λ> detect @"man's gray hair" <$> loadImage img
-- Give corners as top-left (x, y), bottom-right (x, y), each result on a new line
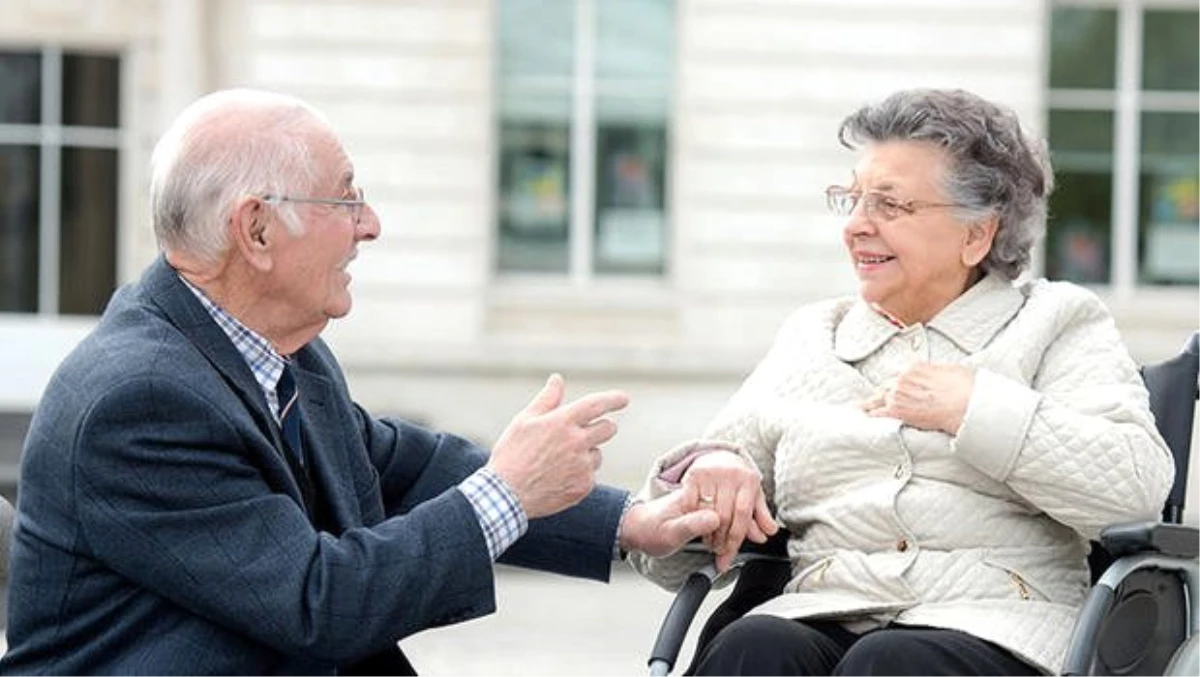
top-left (150, 89), bottom-right (330, 263)
top-left (837, 88), bottom-right (1053, 280)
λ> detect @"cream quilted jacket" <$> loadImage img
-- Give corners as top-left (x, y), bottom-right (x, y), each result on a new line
top-left (630, 275), bottom-right (1174, 674)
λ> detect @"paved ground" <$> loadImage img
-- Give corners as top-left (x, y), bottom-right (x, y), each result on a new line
top-left (403, 565), bottom-right (727, 676)
top-left (0, 566), bottom-right (721, 674)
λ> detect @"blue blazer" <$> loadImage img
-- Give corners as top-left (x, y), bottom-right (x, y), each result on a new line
top-left (1, 257), bottom-right (628, 675)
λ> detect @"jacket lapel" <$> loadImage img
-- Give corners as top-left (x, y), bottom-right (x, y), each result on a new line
top-left (290, 353), bottom-right (361, 531)
top-left (142, 256), bottom-right (362, 529)
top-left (140, 256), bottom-right (291, 470)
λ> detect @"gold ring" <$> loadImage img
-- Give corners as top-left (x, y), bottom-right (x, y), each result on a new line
top-left (699, 494), bottom-right (715, 505)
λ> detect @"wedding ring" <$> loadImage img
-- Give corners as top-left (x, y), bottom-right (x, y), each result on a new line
top-left (698, 494), bottom-right (715, 506)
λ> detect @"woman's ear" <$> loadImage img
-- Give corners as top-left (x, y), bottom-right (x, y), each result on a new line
top-left (229, 196), bottom-right (274, 272)
top-left (962, 217), bottom-right (999, 268)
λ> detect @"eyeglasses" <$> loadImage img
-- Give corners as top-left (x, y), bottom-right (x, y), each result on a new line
top-left (262, 186), bottom-right (367, 225)
top-left (825, 185), bottom-right (961, 223)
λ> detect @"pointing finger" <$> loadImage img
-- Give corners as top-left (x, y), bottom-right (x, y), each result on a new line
top-left (565, 390), bottom-right (630, 425)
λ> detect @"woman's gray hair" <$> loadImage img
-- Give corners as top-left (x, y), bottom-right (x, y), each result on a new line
top-left (150, 89), bottom-right (330, 264)
top-left (837, 88), bottom-right (1053, 280)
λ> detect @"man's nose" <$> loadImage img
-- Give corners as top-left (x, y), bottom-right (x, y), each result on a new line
top-left (357, 204), bottom-right (381, 241)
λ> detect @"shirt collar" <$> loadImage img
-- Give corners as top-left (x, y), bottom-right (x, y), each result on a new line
top-left (834, 273), bottom-right (1025, 361)
top-left (927, 273), bottom-right (1025, 353)
top-left (178, 275), bottom-right (289, 416)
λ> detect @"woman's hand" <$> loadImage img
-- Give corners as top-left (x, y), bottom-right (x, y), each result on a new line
top-left (861, 362), bottom-right (975, 434)
top-left (681, 451), bottom-right (777, 573)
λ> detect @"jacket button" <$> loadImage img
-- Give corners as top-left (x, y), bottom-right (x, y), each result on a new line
top-left (896, 538), bottom-right (909, 552)
top-left (893, 464), bottom-right (906, 479)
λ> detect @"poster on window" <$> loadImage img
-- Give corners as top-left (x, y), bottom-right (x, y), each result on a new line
top-left (504, 153), bottom-right (567, 235)
top-left (596, 150), bottom-right (663, 268)
top-left (1144, 175), bottom-right (1199, 283)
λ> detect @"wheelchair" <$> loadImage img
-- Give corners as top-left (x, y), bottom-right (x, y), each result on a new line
top-left (648, 332), bottom-right (1199, 676)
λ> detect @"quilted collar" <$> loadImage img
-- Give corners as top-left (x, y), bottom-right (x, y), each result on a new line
top-left (834, 273), bottom-right (1025, 361)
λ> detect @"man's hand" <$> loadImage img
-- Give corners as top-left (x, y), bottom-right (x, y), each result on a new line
top-left (861, 362), bottom-right (974, 434)
top-left (681, 452), bottom-right (777, 572)
top-left (487, 374), bottom-right (629, 519)
top-left (618, 484), bottom-right (721, 558)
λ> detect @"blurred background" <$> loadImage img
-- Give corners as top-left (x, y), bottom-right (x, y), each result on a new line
top-left (0, 0), bottom-right (1196, 673)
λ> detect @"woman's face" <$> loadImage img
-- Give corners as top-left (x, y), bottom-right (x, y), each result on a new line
top-left (839, 140), bottom-right (995, 325)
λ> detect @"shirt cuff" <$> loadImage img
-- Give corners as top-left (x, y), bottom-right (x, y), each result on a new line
top-left (460, 467), bottom-right (528, 560)
top-left (614, 493), bottom-right (638, 561)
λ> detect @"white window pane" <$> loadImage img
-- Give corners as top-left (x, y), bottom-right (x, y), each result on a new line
top-left (594, 124), bottom-right (666, 274)
top-left (499, 88), bottom-right (571, 123)
top-left (1138, 112), bottom-right (1199, 285)
top-left (496, 0), bottom-right (674, 277)
top-left (597, 0), bottom-right (674, 83)
top-left (497, 123), bottom-right (571, 273)
top-left (500, 0), bottom-right (574, 80)
top-left (595, 93), bottom-right (668, 124)
top-left (1046, 110), bottom-right (1115, 284)
top-left (1049, 7), bottom-right (1117, 90)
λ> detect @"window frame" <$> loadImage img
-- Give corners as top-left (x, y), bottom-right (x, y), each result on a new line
top-left (1044, 0), bottom-right (1199, 296)
top-left (494, 0), bottom-right (675, 286)
top-left (0, 46), bottom-right (124, 315)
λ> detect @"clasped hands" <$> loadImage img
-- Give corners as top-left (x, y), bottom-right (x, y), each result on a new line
top-left (672, 451), bottom-right (778, 572)
top-left (486, 373), bottom-right (776, 566)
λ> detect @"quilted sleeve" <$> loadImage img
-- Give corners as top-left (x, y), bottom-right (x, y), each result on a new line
top-left (626, 313), bottom-right (801, 590)
top-left (952, 289), bottom-right (1175, 541)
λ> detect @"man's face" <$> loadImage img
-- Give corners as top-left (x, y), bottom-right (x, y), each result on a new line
top-left (268, 129), bottom-right (379, 333)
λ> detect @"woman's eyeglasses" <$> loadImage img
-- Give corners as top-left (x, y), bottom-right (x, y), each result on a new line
top-left (825, 185), bottom-right (961, 223)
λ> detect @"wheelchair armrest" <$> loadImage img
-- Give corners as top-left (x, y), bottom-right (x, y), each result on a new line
top-left (1165, 633), bottom-right (1199, 677)
top-left (1063, 549), bottom-right (1199, 676)
top-left (678, 528), bottom-right (791, 557)
top-left (1100, 521), bottom-right (1199, 559)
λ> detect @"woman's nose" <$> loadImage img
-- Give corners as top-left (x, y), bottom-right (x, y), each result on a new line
top-left (842, 203), bottom-right (876, 238)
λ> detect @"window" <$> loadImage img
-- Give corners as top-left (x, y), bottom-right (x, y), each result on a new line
top-left (496, 0), bottom-right (674, 280)
top-left (1046, 2), bottom-right (1199, 289)
top-left (0, 48), bottom-right (121, 315)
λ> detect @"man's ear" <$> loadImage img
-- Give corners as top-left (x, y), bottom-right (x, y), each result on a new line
top-left (962, 217), bottom-right (999, 268)
top-left (229, 196), bottom-right (274, 272)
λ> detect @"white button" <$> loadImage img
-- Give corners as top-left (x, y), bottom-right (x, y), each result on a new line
top-left (893, 464), bottom-right (906, 479)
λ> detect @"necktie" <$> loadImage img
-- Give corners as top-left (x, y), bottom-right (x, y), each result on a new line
top-left (276, 363), bottom-right (304, 467)
top-left (276, 362), bottom-right (318, 519)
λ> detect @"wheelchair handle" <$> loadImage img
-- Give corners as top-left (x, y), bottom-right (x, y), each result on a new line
top-left (648, 568), bottom-right (717, 676)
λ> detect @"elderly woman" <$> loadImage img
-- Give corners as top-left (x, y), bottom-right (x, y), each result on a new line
top-left (631, 88), bottom-right (1175, 676)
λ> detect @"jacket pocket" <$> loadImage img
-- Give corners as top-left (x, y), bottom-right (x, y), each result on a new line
top-left (981, 558), bottom-right (1051, 602)
top-left (788, 556), bottom-right (833, 591)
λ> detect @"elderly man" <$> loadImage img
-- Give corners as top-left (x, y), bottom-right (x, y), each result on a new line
top-left (0, 89), bottom-right (772, 675)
